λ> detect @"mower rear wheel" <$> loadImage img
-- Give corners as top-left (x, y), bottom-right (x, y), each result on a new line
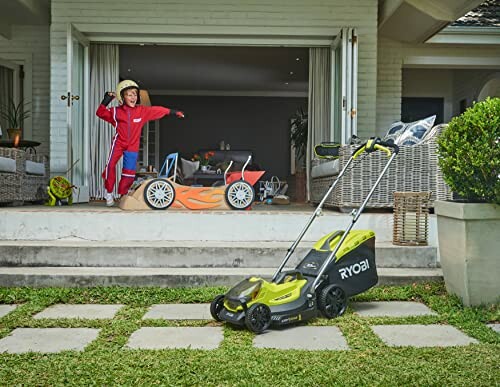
top-left (210, 295), bottom-right (225, 322)
top-left (318, 285), bottom-right (347, 319)
top-left (245, 303), bottom-right (271, 334)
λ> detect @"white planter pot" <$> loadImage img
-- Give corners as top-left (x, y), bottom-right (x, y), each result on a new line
top-left (435, 200), bottom-right (500, 306)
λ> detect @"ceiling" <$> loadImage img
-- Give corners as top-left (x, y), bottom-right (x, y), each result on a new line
top-left (119, 45), bottom-right (309, 94)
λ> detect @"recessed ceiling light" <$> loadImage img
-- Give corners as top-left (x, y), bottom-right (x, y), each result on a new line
top-left (289, 71), bottom-right (294, 75)
top-left (285, 82), bottom-right (289, 85)
top-left (127, 68), bottom-right (131, 72)
top-left (139, 43), bottom-right (145, 46)
top-left (296, 57), bottom-right (300, 61)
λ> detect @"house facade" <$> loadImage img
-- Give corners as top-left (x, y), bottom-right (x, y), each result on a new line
top-left (0, 0), bottom-right (498, 200)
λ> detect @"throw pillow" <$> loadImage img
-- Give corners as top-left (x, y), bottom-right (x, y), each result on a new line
top-left (383, 121), bottom-right (406, 144)
top-left (180, 157), bottom-right (199, 179)
top-left (396, 115), bottom-right (436, 146)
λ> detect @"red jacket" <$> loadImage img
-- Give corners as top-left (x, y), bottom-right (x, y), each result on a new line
top-left (96, 104), bottom-right (173, 151)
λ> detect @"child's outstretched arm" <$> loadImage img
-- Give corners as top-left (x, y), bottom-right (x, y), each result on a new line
top-left (143, 105), bottom-right (185, 122)
top-left (96, 92), bottom-right (116, 125)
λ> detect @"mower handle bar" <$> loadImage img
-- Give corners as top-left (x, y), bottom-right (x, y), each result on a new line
top-left (352, 138), bottom-right (399, 159)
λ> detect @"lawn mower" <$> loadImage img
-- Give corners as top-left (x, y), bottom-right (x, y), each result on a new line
top-left (210, 138), bottom-right (399, 333)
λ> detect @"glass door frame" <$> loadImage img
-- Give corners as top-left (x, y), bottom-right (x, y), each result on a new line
top-left (66, 23), bottom-right (90, 202)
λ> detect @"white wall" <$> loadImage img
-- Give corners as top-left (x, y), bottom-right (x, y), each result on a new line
top-left (50, 0), bottom-right (379, 172)
top-left (0, 25), bottom-right (50, 156)
top-left (451, 69), bottom-right (499, 115)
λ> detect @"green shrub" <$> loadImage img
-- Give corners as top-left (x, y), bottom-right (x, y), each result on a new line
top-left (437, 97), bottom-right (500, 204)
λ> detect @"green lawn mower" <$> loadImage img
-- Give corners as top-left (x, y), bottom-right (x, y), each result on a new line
top-left (210, 138), bottom-right (399, 333)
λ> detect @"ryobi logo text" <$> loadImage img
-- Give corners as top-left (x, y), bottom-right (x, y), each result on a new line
top-left (339, 259), bottom-right (369, 280)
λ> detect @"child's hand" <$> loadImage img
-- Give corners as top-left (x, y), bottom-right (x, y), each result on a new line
top-left (101, 92), bottom-right (115, 106)
top-left (176, 111), bottom-right (185, 119)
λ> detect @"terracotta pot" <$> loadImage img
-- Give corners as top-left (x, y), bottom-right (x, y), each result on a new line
top-left (7, 128), bottom-right (22, 140)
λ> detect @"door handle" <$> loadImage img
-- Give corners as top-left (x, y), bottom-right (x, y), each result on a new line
top-left (61, 92), bottom-right (80, 106)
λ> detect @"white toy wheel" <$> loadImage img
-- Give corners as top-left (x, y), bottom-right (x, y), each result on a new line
top-left (225, 180), bottom-right (255, 210)
top-left (143, 179), bottom-right (175, 210)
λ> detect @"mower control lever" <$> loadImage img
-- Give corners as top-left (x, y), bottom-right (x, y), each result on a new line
top-left (352, 138), bottom-right (399, 159)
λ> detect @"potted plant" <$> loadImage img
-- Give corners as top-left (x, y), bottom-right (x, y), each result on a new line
top-left (435, 96), bottom-right (500, 306)
top-left (192, 151), bottom-right (215, 172)
top-left (0, 99), bottom-right (31, 141)
top-left (290, 107), bottom-right (308, 202)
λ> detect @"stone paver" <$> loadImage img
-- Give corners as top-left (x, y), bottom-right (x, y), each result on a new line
top-left (352, 301), bottom-right (437, 317)
top-left (143, 304), bottom-right (211, 320)
top-left (253, 326), bottom-right (349, 350)
top-left (0, 305), bottom-right (18, 319)
top-left (372, 324), bottom-right (478, 347)
top-left (126, 327), bottom-right (223, 350)
top-left (34, 304), bottom-right (124, 319)
top-left (0, 328), bottom-right (100, 354)
top-left (487, 324), bottom-right (500, 333)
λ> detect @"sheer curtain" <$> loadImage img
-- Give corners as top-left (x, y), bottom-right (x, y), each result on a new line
top-left (89, 44), bottom-right (119, 199)
top-left (306, 47), bottom-right (331, 200)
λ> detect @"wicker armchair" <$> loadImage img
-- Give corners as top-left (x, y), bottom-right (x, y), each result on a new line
top-left (310, 125), bottom-right (452, 210)
top-left (21, 152), bottom-right (49, 202)
top-left (0, 147), bottom-right (25, 205)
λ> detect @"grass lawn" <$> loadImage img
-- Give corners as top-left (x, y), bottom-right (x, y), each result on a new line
top-left (0, 282), bottom-right (498, 386)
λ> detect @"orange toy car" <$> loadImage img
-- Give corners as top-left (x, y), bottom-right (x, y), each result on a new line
top-left (119, 153), bottom-right (264, 211)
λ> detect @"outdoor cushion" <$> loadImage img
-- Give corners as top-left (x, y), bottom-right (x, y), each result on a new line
top-left (0, 156), bottom-right (16, 173)
top-left (25, 160), bottom-right (45, 176)
top-left (396, 115), bottom-right (436, 146)
top-left (311, 159), bottom-right (339, 179)
top-left (383, 121), bottom-right (407, 144)
top-left (180, 157), bottom-right (199, 179)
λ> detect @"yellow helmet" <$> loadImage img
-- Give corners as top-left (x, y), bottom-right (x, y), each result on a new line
top-left (116, 80), bottom-right (140, 104)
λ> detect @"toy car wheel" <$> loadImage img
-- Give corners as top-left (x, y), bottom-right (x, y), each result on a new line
top-left (210, 295), bottom-right (225, 322)
top-left (225, 180), bottom-right (255, 210)
top-left (244, 303), bottom-right (271, 334)
top-left (143, 179), bottom-right (175, 210)
top-left (318, 285), bottom-right (347, 319)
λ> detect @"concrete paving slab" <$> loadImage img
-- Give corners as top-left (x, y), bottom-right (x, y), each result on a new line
top-left (351, 301), bottom-right (437, 317)
top-left (34, 304), bottom-right (124, 319)
top-left (126, 327), bottom-right (223, 350)
top-left (143, 304), bottom-right (211, 320)
top-left (372, 324), bottom-right (478, 347)
top-left (0, 328), bottom-right (100, 354)
top-left (0, 305), bottom-right (18, 318)
top-left (487, 324), bottom-right (500, 333)
top-left (253, 326), bottom-right (349, 350)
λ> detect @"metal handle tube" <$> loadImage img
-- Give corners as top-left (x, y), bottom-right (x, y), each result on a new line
top-left (271, 156), bottom-right (355, 282)
top-left (309, 151), bottom-right (397, 292)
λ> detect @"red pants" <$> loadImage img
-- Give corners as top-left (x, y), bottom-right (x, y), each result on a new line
top-left (102, 134), bottom-right (138, 195)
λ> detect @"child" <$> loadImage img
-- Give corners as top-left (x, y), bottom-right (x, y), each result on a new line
top-left (96, 80), bottom-right (184, 206)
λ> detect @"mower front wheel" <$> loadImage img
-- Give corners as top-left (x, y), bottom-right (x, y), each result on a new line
top-left (210, 295), bottom-right (225, 322)
top-left (318, 285), bottom-right (347, 319)
top-left (245, 303), bottom-right (271, 334)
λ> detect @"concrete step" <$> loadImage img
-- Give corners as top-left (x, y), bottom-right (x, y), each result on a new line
top-left (0, 240), bottom-right (437, 268)
top-left (0, 267), bottom-right (443, 288)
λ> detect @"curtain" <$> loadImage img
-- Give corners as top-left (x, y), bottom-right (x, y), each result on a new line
top-left (0, 65), bottom-right (13, 134)
top-left (89, 44), bottom-right (120, 199)
top-left (306, 48), bottom-right (331, 201)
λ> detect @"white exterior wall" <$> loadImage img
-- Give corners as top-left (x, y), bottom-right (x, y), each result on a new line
top-left (377, 38), bottom-right (500, 135)
top-left (451, 69), bottom-right (499, 115)
top-left (0, 25), bottom-right (50, 156)
top-left (50, 0), bottom-right (378, 172)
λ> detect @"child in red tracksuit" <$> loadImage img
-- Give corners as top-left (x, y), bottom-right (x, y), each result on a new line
top-left (96, 80), bottom-right (184, 206)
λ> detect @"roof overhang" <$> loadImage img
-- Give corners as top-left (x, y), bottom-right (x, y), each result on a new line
top-left (378, 0), bottom-right (484, 43)
top-left (427, 26), bottom-right (500, 45)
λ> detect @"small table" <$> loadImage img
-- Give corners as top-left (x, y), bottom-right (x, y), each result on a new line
top-left (0, 139), bottom-right (41, 154)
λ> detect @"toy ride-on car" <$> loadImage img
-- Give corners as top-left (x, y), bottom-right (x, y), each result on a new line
top-left (119, 153), bottom-right (264, 211)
